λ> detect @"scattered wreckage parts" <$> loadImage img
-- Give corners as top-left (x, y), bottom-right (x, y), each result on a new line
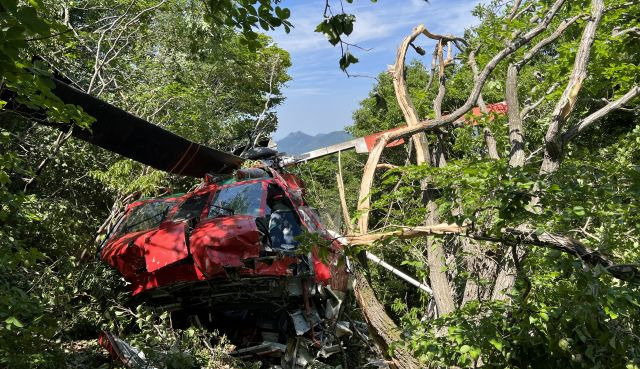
top-left (99, 281), bottom-right (374, 369)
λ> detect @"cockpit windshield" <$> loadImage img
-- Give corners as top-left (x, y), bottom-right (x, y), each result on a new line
top-left (115, 200), bottom-right (177, 237)
top-left (207, 182), bottom-right (263, 218)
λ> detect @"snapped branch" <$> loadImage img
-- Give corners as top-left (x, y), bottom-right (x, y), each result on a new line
top-left (542, 0), bottom-right (604, 173)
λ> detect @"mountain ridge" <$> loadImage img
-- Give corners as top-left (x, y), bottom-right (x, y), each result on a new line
top-left (276, 130), bottom-right (353, 155)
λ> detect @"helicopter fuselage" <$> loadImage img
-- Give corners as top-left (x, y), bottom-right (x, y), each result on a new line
top-left (99, 167), bottom-right (347, 302)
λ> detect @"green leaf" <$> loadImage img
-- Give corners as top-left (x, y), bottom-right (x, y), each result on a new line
top-left (339, 51), bottom-right (358, 70)
top-left (16, 6), bottom-right (50, 36)
top-left (470, 348), bottom-right (481, 360)
top-left (5, 316), bottom-right (23, 328)
top-left (0, 0), bottom-right (18, 13)
top-left (489, 338), bottom-right (503, 351)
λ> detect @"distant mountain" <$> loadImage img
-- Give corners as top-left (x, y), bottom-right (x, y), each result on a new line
top-left (277, 131), bottom-right (353, 155)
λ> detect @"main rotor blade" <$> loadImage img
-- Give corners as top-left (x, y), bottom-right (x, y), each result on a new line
top-left (51, 80), bottom-right (244, 177)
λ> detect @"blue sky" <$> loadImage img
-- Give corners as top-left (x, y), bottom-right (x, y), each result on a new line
top-left (269, 0), bottom-right (482, 139)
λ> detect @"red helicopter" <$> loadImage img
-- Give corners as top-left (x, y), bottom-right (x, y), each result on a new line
top-left (29, 79), bottom-right (367, 368)
top-left (16, 77), bottom-right (506, 367)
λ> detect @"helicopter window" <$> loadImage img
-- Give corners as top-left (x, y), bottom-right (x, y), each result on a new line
top-left (173, 194), bottom-right (209, 221)
top-left (265, 185), bottom-right (302, 250)
top-left (116, 200), bottom-right (177, 236)
top-left (207, 182), bottom-right (263, 218)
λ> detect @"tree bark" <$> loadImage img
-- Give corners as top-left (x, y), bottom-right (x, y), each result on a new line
top-left (541, 0), bottom-right (604, 174)
top-left (561, 85), bottom-right (640, 142)
top-left (353, 269), bottom-right (422, 369)
top-left (506, 64), bottom-right (525, 167)
top-left (336, 150), bottom-right (354, 234)
top-left (357, 0), bottom-right (567, 229)
top-left (469, 49), bottom-right (500, 161)
top-left (506, 14), bottom-right (581, 168)
top-left (390, 27), bottom-right (457, 316)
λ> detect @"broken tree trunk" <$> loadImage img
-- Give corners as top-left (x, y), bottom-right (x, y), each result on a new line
top-left (541, 0), bottom-right (604, 174)
top-left (390, 25), bottom-right (458, 316)
top-left (352, 4), bottom-right (569, 364)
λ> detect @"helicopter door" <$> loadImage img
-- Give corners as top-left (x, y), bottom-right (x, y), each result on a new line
top-left (143, 223), bottom-right (189, 273)
top-left (142, 193), bottom-right (211, 273)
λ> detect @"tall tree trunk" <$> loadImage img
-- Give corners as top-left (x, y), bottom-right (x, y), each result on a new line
top-left (506, 64), bottom-right (525, 167)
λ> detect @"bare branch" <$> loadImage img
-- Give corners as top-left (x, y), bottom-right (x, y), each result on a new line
top-left (390, 24), bottom-right (431, 165)
top-left (507, 0), bottom-right (523, 21)
top-left (484, 128), bottom-right (500, 160)
top-left (252, 55), bottom-right (281, 147)
top-left (468, 47), bottom-right (499, 160)
top-left (347, 224), bottom-right (465, 245)
top-left (502, 228), bottom-right (640, 284)
top-left (376, 163), bottom-right (397, 170)
top-left (612, 26), bottom-right (640, 38)
top-left (425, 46), bottom-right (438, 91)
top-left (507, 15), bottom-right (580, 167)
top-left (506, 64), bottom-right (525, 167)
top-left (433, 40), bottom-right (453, 120)
top-left (562, 85), bottom-right (640, 143)
top-left (515, 14), bottom-right (582, 70)
top-left (512, 3), bottom-right (534, 21)
top-left (336, 150), bottom-right (354, 235)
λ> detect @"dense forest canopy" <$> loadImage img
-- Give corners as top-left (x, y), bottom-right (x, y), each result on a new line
top-left (1, 0), bottom-right (639, 368)
top-left (1, 0), bottom-right (291, 367)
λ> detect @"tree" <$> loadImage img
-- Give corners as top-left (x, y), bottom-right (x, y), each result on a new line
top-left (0, 0), bottom-right (289, 367)
top-left (300, 0), bottom-right (639, 367)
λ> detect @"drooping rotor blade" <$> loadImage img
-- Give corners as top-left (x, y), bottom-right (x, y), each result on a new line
top-left (281, 127), bottom-right (406, 166)
top-left (48, 80), bottom-right (244, 177)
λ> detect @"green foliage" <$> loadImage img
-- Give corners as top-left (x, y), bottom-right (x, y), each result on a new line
top-left (0, 0), bottom-right (291, 367)
top-left (299, 1), bottom-right (640, 368)
top-left (203, 0), bottom-right (381, 70)
top-left (204, 0), bottom-right (292, 50)
top-left (0, 0), bottom-right (95, 130)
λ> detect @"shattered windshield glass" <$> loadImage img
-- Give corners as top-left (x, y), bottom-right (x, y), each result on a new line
top-left (208, 182), bottom-right (263, 218)
top-left (115, 200), bottom-right (177, 236)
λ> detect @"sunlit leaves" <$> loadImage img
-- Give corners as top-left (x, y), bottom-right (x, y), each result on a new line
top-left (204, 0), bottom-right (292, 50)
top-left (315, 13), bottom-right (355, 45)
